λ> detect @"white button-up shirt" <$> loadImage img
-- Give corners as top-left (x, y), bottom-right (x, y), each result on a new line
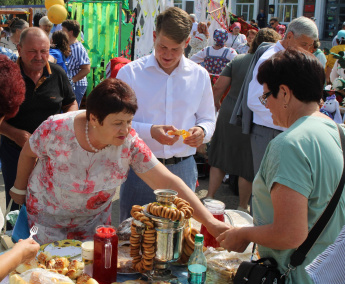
top-left (247, 41), bottom-right (286, 131)
top-left (117, 52), bottom-right (215, 159)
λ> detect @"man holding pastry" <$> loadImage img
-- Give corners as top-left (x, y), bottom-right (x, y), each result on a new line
top-left (117, 7), bottom-right (215, 222)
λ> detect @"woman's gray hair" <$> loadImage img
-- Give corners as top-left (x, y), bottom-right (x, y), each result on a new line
top-left (39, 16), bottom-right (53, 27)
top-left (284, 16), bottom-right (318, 40)
top-left (9, 18), bottom-right (29, 34)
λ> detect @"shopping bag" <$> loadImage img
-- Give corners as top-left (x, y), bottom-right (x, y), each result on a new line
top-left (11, 204), bottom-right (30, 243)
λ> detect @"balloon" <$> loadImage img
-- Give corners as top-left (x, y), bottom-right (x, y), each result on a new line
top-left (47, 4), bottom-right (67, 25)
top-left (45, 0), bottom-right (64, 10)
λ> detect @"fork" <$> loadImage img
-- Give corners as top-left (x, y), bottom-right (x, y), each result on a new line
top-left (29, 225), bottom-right (38, 239)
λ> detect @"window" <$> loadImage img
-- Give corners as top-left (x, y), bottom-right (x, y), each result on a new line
top-left (174, 0), bottom-right (183, 9)
top-left (235, 0), bottom-right (254, 22)
top-left (174, 0), bottom-right (194, 13)
top-left (276, 0), bottom-right (298, 24)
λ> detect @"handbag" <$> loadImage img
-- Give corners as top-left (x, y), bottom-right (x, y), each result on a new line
top-left (234, 124), bottom-right (345, 284)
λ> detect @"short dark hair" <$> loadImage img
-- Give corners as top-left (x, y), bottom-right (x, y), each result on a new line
top-left (156, 7), bottom-right (192, 43)
top-left (313, 40), bottom-right (320, 49)
top-left (248, 28), bottom-right (281, 54)
top-left (0, 55), bottom-right (25, 119)
top-left (61, 19), bottom-right (80, 38)
top-left (337, 38), bottom-right (345, 45)
top-left (86, 78), bottom-right (138, 124)
top-left (257, 48), bottom-right (325, 103)
top-left (33, 12), bottom-right (45, 27)
top-left (270, 17), bottom-right (279, 23)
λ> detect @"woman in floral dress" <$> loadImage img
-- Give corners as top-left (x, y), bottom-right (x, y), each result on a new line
top-left (188, 22), bottom-right (209, 59)
top-left (10, 78), bottom-right (229, 244)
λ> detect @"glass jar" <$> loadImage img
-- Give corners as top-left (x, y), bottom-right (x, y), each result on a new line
top-left (200, 199), bottom-right (231, 248)
top-left (93, 225), bottom-right (118, 284)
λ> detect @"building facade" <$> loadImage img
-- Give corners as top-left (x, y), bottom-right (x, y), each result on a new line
top-left (229, 0), bottom-right (345, 41)
top-left (171, 0), bottom-right (345, 41)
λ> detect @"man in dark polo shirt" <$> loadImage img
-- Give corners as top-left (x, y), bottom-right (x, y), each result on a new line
top-left (0, 27), bottom-right (78, 213)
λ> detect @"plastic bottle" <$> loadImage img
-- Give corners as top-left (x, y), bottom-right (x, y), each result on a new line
top-left (188, 234), bottom-right (207, 284)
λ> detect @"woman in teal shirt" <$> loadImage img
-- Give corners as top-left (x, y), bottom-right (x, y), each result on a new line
top-left (217, 48), bottom-right (345, 283)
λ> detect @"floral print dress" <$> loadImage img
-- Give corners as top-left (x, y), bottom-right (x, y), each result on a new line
top-left (188, 33), bottom-right (208, 59)
top-left (27, 111), bottom-right (158, 244)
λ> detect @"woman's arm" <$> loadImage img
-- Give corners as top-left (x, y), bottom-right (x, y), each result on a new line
top-left (213, 75), bottom-right (231, 110)
top-left (217, 183), bottom-right (308, 252)
top-left (136, 163), bottom-right (231, 238)
top-left (10, 141), bottom-right (38, 205)
top-left (0, 238), bottom-right (40, 281)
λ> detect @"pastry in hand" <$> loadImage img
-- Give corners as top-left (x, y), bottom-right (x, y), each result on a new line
top-left (167, 130), bottom-right (190, 139)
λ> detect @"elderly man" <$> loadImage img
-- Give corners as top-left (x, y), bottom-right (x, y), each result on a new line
top-left (247, 16), bottom-right (318, 174)
top-left (117, 7), bottom-right (215, 222)
top-left (0, 27), bottom-right (77, 213)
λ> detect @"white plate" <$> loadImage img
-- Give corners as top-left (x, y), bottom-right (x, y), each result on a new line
top-left (39, 239), bottom-right (82, 260)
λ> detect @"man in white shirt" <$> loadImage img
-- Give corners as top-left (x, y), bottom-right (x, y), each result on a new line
top-left (117, 7), bottom-right (215, 222)
top-left (247, 16), bottom-right (318, 174)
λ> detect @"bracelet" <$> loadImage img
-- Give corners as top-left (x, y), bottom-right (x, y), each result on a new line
top-left (10, 186), bottom-right (27, 195)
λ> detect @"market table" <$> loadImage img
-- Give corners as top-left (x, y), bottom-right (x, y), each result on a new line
top-left (0, 210), bottom-right (253, 283)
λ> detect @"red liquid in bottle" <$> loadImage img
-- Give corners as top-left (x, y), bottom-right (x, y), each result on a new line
top-left (93, 226), bottom-right (118, 284)
top-left (200, 213), bottom-right (225, 248)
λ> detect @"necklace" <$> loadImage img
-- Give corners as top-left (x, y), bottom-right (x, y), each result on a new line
top-left (85, 120), bottom-right (99, 153)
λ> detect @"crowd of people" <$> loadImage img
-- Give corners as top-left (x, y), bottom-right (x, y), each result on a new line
top-left (1, 6), bottom-right (345, 284)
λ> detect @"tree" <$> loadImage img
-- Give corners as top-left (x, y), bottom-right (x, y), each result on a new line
top-left (2, 0), bottom-right (44, 5)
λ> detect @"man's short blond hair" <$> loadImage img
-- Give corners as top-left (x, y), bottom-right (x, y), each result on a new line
top-left (156, 7), bottom-right (192, 43)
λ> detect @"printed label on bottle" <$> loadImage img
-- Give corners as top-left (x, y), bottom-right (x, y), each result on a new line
top-left (188, 264), bottom-right (206, 284)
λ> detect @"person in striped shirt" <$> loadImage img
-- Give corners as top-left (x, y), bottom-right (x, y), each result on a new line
top-left (62, 20), bottom-right (90, 107)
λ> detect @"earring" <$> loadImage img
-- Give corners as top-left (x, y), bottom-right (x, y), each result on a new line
top-left (93, 126), bottom-right (96, 129)
top-left (284, 104), bottom-right (288, 109)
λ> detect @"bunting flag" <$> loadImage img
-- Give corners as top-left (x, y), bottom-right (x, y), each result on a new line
top-left (68, 0), bottom-right (129, 95)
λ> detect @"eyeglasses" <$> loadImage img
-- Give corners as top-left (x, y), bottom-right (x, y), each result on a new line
top-left (259, 91), bottom-right (272, 106)
top-left (269, 22), bottom-right (275, 25)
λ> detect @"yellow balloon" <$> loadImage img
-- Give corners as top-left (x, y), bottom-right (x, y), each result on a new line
top-left (47, 5), bottom-right (67, 25)
top-left (45, 0), bottom-right (64, 10)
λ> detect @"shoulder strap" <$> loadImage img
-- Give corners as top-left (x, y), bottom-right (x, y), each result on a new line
top-left (206, 46), bottom-right (210, 56)
top-left (221, 48), bottom-right (229, 58)
top-left (231, 34), bottom-right (239, 47)
top-left (289, 124), bottom-right (345, 268)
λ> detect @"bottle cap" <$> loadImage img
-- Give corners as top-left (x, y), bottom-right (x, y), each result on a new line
top-left (194, 234), bottom-right (204, 243)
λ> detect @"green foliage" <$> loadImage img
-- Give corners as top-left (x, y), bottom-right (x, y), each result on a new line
top-left (1, 0), bottom-right (44, 5)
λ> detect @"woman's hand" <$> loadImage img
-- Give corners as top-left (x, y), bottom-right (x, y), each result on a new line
top-left (206, 218), bottom-right (231, 239)
top-left (216, 226), bottom-right (251, 252)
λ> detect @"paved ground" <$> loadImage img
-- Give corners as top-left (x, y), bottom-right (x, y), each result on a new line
top-left (0, 169), bottom-right (240, 228)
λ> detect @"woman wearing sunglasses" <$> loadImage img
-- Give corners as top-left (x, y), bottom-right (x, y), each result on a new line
top-left (217, 48), bottom-right (345, 284)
